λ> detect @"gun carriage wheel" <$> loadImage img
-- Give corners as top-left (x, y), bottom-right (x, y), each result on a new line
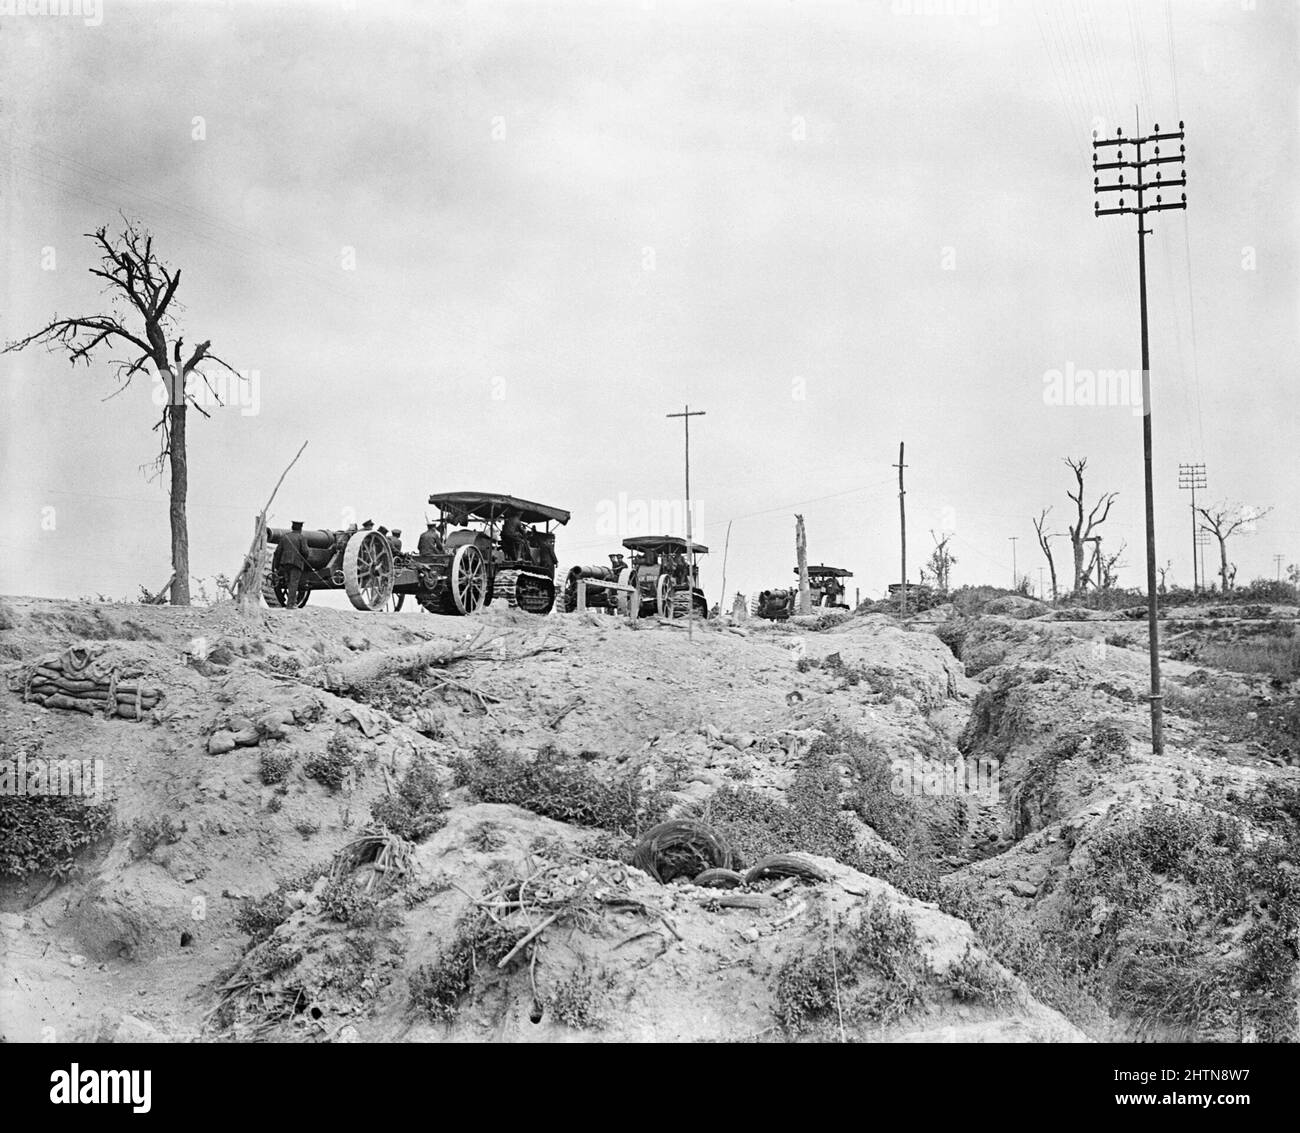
top-left (343, 530), bottom-right (394, 611)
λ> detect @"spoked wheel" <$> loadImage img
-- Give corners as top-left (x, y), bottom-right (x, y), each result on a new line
top-left (262, 562), bottom-right (310, 608)
top-left (450, 544), bottom-right (489, 614)
top-left (656, 573), bottom-right (674, 618)
top-left (343, 530), bottom-right (394, 611)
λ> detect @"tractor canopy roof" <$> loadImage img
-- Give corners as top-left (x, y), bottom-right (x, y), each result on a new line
top-left (427, 492), bottom-right (571, 526)
top-left (622, 535), bottom-right (709, 554)
top-left (795, 564), bottom-right (854, 577)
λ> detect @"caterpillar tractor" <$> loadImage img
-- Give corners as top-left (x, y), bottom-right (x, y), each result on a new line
top-left (753, 564), bottom-right (853, 620)
top-left (624, 535), bottom-right (709, 619)
top-left (264, 492), bottom-right (569, 615)
top-left (412, 492), bottom-right (568, 615)
top-left (558, 536), bottom-right (708, 618)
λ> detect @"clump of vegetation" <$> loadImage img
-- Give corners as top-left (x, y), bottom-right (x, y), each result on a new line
top-left (130, 813), bottom-right (183, 858)
top-left (820, 653), bottom-right (897, 699)
top-left (775, 899), bottom-right (930, 1033)
top-left (1163, 684), bottom-right (1300, 762)
top-left (318, 875), bottom-right (378, 926)
top-left (233, 863), bottom-right (331, 945)
top-left (547, 968), bottom-right (613, 1029)
top-left (0, 795), bottom-right (113, 879)
top-left (1062, 803), bottom-right (1300, 1040)
top-left (294, 819), bottom-right (320, 839)
top-left (451, 742), bottom-right (667, 835)
top-left (940, 886), bottom-right (1111, 1036)
top-left (259, 748), bottom-right (294, 786)
top-left (1194, 633), bottom-right (1300, 680)
top-left (370, 756), bottom-right (447, 842)
top-left (944, 944), bottom-right (1016, 1006)
top-left (305, 730), bottom-right (361, 792)
top-left (408, 911), bottom-right (526, 1023)
top-left (699, 729), bottom-right (948, 899)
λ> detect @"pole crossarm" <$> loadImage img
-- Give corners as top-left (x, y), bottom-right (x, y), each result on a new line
top-left (1092, 120), bottom-right (1186, 220)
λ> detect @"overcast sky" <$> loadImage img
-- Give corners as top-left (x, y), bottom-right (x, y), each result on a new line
top-left (2, 0), bottom-right (1296, 606)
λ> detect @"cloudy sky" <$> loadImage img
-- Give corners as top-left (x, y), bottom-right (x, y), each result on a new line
top-left (1, 0), bottom-right (1296, 606)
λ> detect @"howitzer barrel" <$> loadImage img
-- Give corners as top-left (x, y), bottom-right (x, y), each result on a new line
top-left (571, 565), bottom-right (617, 582)
top-left (267, 527), bottom-right (339, 550)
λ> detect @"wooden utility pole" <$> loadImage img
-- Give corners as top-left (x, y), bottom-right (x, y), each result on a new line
top-left (666, 405), bottom-right (706, 641)
top-left (1275, 554), bottom-right (1285, 583)
top-left (719, 519), bottom-right (733, 614)
top-left (1093, 113), bottom-right (1186, 756)
top-left (1009, 536), bottom-right (1019, 589)
top-left (795, 514), bottom-right (810, 615)
top-left (894, 442), bottom-right (907, 614)
top-left (1178, 463), bottom-right (1206, 592)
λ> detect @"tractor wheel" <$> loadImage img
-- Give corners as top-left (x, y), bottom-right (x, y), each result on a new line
top-left (655, 574), bottom-right (673, 618)
top-left (450, 544), bottom-right (489, 615)
top-left (343, 530), bottom-right (394, 611)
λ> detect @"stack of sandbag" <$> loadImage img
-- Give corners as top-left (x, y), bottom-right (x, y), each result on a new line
top-left (19, 646), bottom-right (163, 721)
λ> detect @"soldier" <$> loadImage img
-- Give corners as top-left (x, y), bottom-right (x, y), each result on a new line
top-left (417, 521), bottom-right (444, 556)
top-left (821, 574), bottom-right (843, 607)
top-left (500, 510), bottom-right (525, 560)
top-left (361, 519), bottom-right (375, 531)
top-left (389, 528), bottom-right (403, 554)
top-left (273, 521), bottom-right (310, 607)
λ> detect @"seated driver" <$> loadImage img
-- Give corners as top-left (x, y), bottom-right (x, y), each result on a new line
top-left (500, 511), bottom-right (525, 560)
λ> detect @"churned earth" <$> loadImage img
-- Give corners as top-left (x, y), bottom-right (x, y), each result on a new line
top-left (1, 592), bottom-right (1295, 1042)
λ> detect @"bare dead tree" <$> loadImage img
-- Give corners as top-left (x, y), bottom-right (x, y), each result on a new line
top-left (1196, 502), bottom-right (1272, 593)
top-left (1099, 540), bottom-right (1127, 591)
top-left (1032, 508), bottom-right (1060, 602)
top-left (3, 220), bottom-right (241, 605)
top-left (926, 530), bottom-right (956, 593)
top-left (1064, 458), bottom-right (1117, 595)
top-left (1157, 559), bottom-right (1171, 594)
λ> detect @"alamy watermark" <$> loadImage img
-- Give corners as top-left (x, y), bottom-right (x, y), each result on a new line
top-left (891, 755), bottom-right (999, 800)
top-left (1, 753), bottom-right (105, 801)
top-left (595, 493), bottom-right (704, 540)
top-left (0, 0), bottom-right (102, 27)
top-left (1043, 362), bottom-right (1146, 417)
top-left (150, 365), bottom-right (261, 417)
top-left (890, 0), bottom-right (999, 28)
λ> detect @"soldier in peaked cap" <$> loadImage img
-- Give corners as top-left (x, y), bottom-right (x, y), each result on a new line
top-left (273, 521), bottom-right (310, 607)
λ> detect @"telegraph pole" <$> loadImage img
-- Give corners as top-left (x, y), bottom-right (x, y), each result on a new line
top-left (1009, 536), bottom-right (1019, 589)
top-left (1275, 554), bottom-right (1285, 583)
top-left (894, 442), bottom-right (907, 614)
top-left (1178, 463), bottom-right (1206, 592)
top-left (1093, 113), bottom-right (1186, 756)
top-left (666, 405), bottom-right (706, 641)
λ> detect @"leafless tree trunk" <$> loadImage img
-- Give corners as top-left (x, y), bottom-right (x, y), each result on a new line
top-left (1064, 457), bottom-right (1117, 595)
top-left (1032, 508), bottom-right (1060, 602)
top-left (1196, 502), bottom-right (1272, 593)
top-left (795, 513), bottom-right (810, 615)
top-left (3, 221), bottom-right (241, 606)
top-left (927, 530), bottom-right (956, 593)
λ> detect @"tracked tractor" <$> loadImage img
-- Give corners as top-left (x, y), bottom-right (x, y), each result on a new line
top-left (752, 564), bottom-right (853, 620)
top-left (623, 535), bottom-right (709, 619)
